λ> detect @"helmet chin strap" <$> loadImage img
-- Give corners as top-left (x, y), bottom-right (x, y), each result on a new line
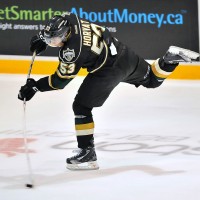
top-left (48, 42), bottom-right (64, 47)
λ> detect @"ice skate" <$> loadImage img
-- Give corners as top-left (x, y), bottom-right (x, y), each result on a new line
top-left (163, 46), bottom-right (200, 64)
top-left (66, 146), bottom-right (99, 170)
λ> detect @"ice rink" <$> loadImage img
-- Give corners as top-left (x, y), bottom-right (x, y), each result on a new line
top-left (0, 74), bottom-right (200, 200)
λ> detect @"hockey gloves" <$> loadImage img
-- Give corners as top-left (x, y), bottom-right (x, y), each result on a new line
top-left (102, 28), bottom-right (117, 56)
top-left (30, 31), bottom-right (48, 55)
top-left (18, 78), bottom-right (39, 101)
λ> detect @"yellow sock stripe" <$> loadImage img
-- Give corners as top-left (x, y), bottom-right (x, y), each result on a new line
top-left (75, 122), bottom-right (94, 130)
top-left (151, 59), bottom-right (172, 79)
top-left (75, 122), bottom-right (94, 136)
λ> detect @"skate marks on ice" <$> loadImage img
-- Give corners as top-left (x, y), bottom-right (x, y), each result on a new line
top-left (0, 165), bottom-right (185, 189)
top-left (1, 130), bottom-right (200, 157)
top-left (53, 133), bottom-right (200, 156)
top-left (0, 130), bottom-right (197, 189)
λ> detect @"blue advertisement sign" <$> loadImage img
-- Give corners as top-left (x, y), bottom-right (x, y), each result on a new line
top-left (0, 0), bottom-right (198, 59)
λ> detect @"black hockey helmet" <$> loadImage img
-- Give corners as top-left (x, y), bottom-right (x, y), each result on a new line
top-left (43, 15), bottom-right (70, 45)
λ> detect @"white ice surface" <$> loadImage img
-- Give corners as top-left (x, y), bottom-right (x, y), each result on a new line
top-left (0, 74), bottom-right (200, 200)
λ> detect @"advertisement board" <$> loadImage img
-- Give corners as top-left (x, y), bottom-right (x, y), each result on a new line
top-left (0, 0), bottom-right (199, 59)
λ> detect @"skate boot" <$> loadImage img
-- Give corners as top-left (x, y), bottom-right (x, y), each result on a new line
top-left (163, 46), bottom-right (199, 64)
top-left (66, 146), bottom-right (99, 170)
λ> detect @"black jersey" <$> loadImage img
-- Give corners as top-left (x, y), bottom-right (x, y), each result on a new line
top-left (39, 12), bottom-right (112, 91)
top-left (46, 12), bottom-right (110, 90)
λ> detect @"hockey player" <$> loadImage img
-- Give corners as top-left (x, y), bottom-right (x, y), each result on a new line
top-left (18, 12), bottom-right (199, 170)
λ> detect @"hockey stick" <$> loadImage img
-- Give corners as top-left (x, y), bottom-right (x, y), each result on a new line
top-left (22, 51), bottom-right (36, 188)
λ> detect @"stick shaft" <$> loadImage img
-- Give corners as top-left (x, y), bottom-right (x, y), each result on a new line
top-left (26, 51), bottom-right (36, 81)
top-left (23, 51), bottom-right (36, 186)
top-left (23, 101), bottom-right (34, 185)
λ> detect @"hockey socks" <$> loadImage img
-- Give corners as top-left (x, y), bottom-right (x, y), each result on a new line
top-left (66, 115), bottom-right (99, 170)
top-left (75, 115), bottom-right (95, 148)
top-left (151, 46), bottom-right (200, 82)
top-left (151, 58), bottom-right (177, 82)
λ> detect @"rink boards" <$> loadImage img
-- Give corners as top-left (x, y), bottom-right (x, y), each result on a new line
top-left (0, 56), bottom-right (200, 79)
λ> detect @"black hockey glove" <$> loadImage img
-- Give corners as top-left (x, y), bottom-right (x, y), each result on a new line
top-left (102, 28), bottom-right (112, 47)
top-left (30, 30), bottom-right (47, 55)
top-left (102, 28), bottom-right (117, 56)
top-left (18, 78), bottom-right (40, 101)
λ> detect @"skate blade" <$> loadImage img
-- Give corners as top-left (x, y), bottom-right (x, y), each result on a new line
top-left (66, 161), bottom-right (99, 171)
top-left (169, 46), bottom-right (200, 60)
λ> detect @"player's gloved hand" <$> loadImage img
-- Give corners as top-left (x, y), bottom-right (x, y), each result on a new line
top-left (102, 28), bottom-right (117, 56)
top-left (18, 78), bottom-right (40, 101)
top-left (102, 28), bottom-right (112, 47)
top-left (30, 30), bottom-right (47, 55)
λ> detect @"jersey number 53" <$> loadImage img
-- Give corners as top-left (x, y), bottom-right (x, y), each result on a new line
top-left (59, 62), bottom-right (76, 76)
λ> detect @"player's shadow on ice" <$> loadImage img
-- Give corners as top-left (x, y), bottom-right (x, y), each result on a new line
top-left (1, 165), bottom-right (185, 189)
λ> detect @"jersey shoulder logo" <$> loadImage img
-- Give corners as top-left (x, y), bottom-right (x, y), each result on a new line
top-left (63, 48), bottom-right (75, 62)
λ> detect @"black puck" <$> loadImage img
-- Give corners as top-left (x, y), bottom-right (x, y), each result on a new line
top-left (26, 184), bottom-right (34, 188)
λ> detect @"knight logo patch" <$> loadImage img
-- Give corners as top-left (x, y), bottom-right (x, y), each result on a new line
top-left (63, 48), bottom-right (75, 62)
